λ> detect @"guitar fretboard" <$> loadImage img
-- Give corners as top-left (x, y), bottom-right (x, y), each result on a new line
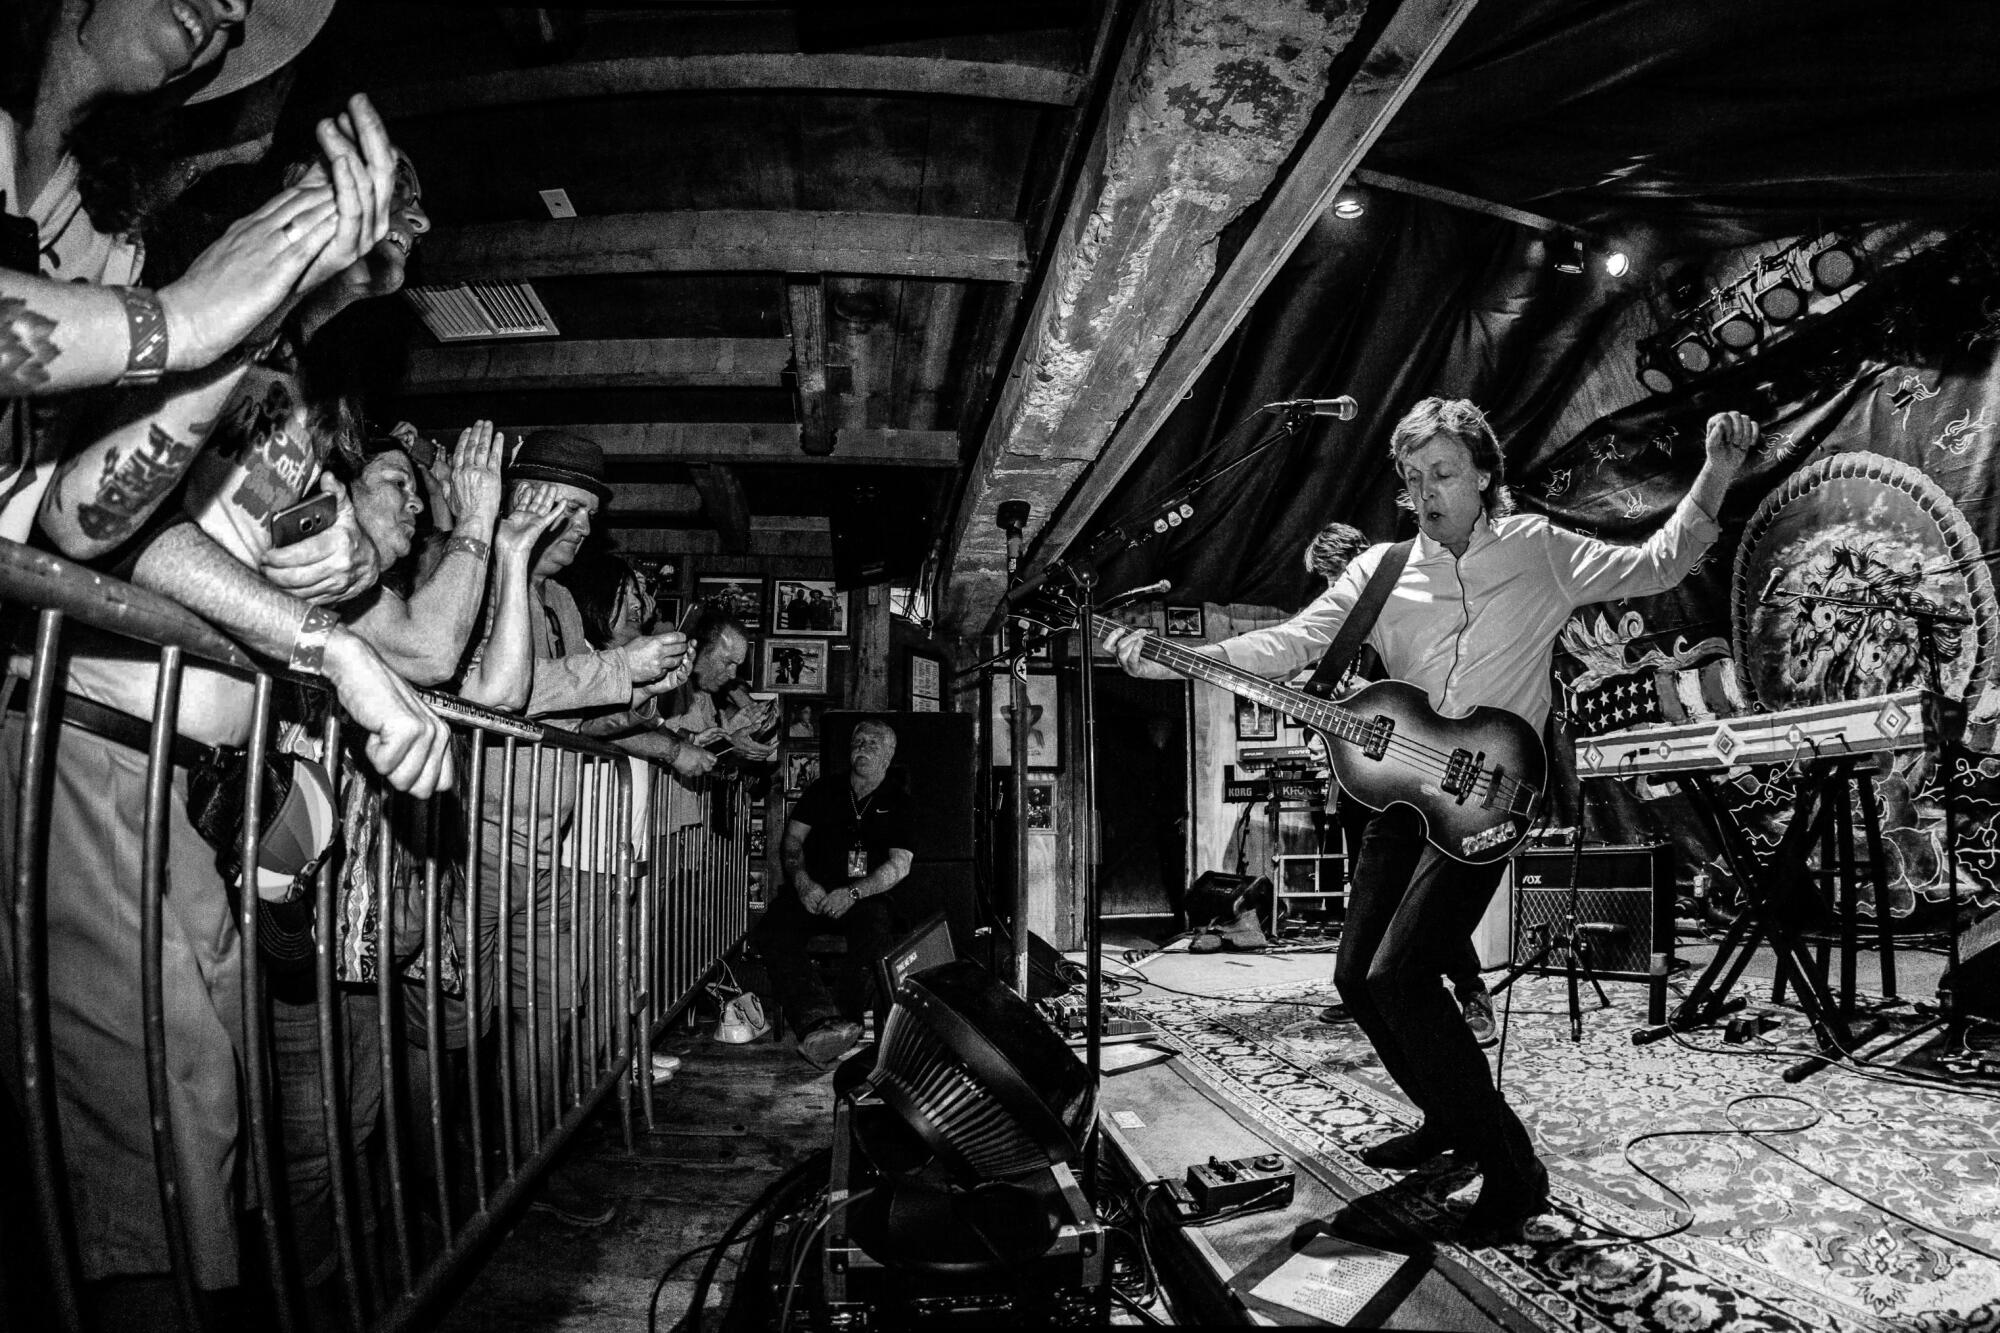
top-left (1092, 614), bottom-right (1366, 743)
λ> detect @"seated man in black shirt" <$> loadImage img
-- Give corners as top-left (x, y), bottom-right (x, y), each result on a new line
top-left (756, 719), bottom-right (916, 1067)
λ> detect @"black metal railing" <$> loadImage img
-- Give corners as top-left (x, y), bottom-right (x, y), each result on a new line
top-left (0, 538), bottom-right (750, 1332)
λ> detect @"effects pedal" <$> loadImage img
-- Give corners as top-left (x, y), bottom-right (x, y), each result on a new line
top-left (1184, 1153), bottom-right (1295, 1215)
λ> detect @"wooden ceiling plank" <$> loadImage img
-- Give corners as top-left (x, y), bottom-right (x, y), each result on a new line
top-left (422, 210), bottom-right (1028, 285)
top-left (941, 0), bottom-right (1479, 635)
top-left (375, 54), bottom-right (1084, 120)
top-left (602, 482), bottom-right (704, 516)
top-left (785, 277), bottom-right (835, 456)
top-left (610, 527), bottom-right (835, 562)
top-left (513, 422), bottom-right (959, 467)
top-left (403, 337), bottom-right (790, 394)
top-left (688, 463), bottom-right (753, 553)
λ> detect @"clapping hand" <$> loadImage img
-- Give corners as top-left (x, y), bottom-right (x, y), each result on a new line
top-left (494, 481), bottom-right (568, 561)
top-left (446, 421), bottom-right (504, 530)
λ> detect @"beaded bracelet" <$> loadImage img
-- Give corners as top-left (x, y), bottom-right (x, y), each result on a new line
top-left (117, 287), bottom-right (169, 385)
top-left (445, 534), bottom-right (491, 561)
top-left (288, 605), bottom-right (339, 676)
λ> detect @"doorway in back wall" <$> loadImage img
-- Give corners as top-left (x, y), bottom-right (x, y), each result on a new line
top-left (1092, 671), bottom-right (1189, 922)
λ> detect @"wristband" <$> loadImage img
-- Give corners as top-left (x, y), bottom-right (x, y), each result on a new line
top-left (117, 287), bottom-right (169, 385)
top-left (288, 606), bottom-right (338, 676)
top-left (445, 534), bottom-right (491, 561)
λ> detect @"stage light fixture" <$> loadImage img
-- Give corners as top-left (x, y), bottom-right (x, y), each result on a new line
top-left (1753, 255), bottom-right (1807, 323)
top-left (1636, 337), bottom-right (1682, 395)
top-left (1671, 327), bottom-right (1717, 376)
top-left (1603, 251), bottom-right (1631, 278)
top-left (1553, 237), bottom-right (1586, 275)
top-left (1710, 297), bottom-right (1762, 351)
top-left (1332, 196), bottom-right (1365, 220)
top-left (1809, 240), bottom-right (1862, 293)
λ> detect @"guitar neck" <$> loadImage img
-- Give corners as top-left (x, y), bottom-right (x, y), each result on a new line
top-left (1090, 614), bottom-right (1365, 742)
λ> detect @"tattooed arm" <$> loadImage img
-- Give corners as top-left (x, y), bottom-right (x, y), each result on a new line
top-left (35, 361), bottom-right (249, 560)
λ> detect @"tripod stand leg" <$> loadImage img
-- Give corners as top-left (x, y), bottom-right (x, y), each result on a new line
top-left (1578, 936), bottom-right (1613, 1010)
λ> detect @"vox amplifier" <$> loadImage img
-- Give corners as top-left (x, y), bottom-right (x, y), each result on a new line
top-left (1510, 843), bottom-right (1674, 1021)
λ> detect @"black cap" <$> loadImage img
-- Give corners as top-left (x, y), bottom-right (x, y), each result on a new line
top-left (509, 429), bottom-right (611, 502)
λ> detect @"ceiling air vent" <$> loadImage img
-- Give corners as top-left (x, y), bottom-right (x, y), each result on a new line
top-left (404, 281), bottom-right (559, 343)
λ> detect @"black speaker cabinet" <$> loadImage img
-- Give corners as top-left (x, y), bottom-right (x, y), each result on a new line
top-left (1944, 909), bottom-right (2000, 1020)
top-left (1510, 843), bottom-right (1673, 1018)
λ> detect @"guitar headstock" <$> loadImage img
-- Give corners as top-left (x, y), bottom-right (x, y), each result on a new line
top-left (1007, 568), bottom-right (1087, 639)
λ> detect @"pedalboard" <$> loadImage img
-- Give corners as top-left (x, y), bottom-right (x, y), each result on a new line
top-left (1184, 1153), bottom-right (1295, 1215)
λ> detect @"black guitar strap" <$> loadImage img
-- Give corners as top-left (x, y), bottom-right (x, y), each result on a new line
top-left (1302, 539), bottom-right (1412, 699)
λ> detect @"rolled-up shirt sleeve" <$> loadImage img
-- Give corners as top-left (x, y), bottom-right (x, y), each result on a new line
top-left (1215, 545), bottom-right (1381, 680)
top-left (1545, 493), bottom-right (1722, 607)
top-left (523, 645), bottom-right (634, 718)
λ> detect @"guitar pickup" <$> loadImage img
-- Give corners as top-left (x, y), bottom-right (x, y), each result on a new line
top-left (1442, 748), bottom-right (1477, 800)
top-left (1361, 716), bottom-right (1393, 760)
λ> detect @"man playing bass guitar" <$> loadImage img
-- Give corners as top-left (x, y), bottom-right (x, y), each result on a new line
top-left (1106, 397), bottom-right (1754, 1239)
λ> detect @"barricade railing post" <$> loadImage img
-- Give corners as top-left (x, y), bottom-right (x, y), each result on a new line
top-left (499, 737), bottom-right (520, 1173)
top-left (524, 741), bottom-right (544, 1153)
top-left (615, 766), bottom-right (635, 1150)
top-left (8, 608), bottom-right (85, 1333)
top-left (139, 646), bottom-right (207, 1331)
top-left (419, 799), bottom-right (452, 1240)
top-left (464, 728), bottom-right (490, 1212)
top-left (238, 675), bottom-right (300, 1333)
top-left (374, 795), bottom-right (414, 1295)
top-left (315, 712), bottom-right (370, 1330)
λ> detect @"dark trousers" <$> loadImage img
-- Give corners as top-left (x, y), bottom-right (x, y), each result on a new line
top-left (1333, 806), bottom-right (1537, 1185)
top-left (754, 888), bottom-right (900, 1039)
top-left (1336, 794), bottom-right (1485, 997)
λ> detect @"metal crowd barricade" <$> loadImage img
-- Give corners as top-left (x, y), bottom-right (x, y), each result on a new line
top-left (0, 540), bottom-right (753, 1333)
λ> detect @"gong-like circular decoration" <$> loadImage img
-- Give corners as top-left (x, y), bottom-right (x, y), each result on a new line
top-left (1731, 451), bottom-right (1999, 710)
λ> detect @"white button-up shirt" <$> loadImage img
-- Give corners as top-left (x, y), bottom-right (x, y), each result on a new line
top-left (1218, 498), bottom-right (1721, 732)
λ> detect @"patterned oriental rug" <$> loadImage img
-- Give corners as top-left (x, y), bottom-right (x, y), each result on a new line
top-left (1132, 974), bottom-right (2000, 1333)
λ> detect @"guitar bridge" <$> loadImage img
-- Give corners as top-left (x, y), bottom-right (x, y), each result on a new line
top-left (1442, 749), bottom-right (1477, 801)
top-left (1361, 716), bottom-right (1393, 761)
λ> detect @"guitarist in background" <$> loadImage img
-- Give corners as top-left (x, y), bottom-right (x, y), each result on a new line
top-left (1107, 397), bottom-right (1754, 1239)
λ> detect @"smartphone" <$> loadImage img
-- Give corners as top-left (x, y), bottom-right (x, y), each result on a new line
top-left (270, 492), bottom-right (339, 547)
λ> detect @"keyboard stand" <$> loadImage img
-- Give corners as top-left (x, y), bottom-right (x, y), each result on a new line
top-left (1634, 759), bottom-right (1860, 1062)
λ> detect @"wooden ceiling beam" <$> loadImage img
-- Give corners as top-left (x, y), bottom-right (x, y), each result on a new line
top-left (403, 337), bottom-right (790, 394)
top-left (375, 54), bottom-right (1083, 119)
top-left (602, 482), bottom-right (703, 517)
top-left (512, 422), bottom-right (959, 467)
top-left (422, 211), bottom-right (1028, 284)
top-left (941, 0), bottom-right (1480, 635)
top-left (609, 527), bottom-right (835, 562)
top-left (785, 277), bottom-right (835, 456)
top-left (688, 463), bottom-right (753, 553)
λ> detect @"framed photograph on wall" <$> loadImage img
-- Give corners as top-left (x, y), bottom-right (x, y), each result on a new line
top-left (761, 636), bottom-right (828, 693)
top-left (784, 698), bottom-right (826, 742)
top-left (988, 670), bottom-right (1061, 769)
top-left (770, 578), bottom-right (847, 635)
top-left (1165, 605), bottom-right (1205, 638)
top-left (694, 576), bottom-right (765, 629)
top-left (747, 827), bottom-right (768, 860)
top-left (1235, 696), bottom-right (1278, 742)
top-left (747, 867), bottom-right (767, 907)
top-left (1025, 779), bottom-right (1055, 833)
top-left (907, 648), bottom-right (944, 711)
top-left (784, 751), bottom-right (821, 795)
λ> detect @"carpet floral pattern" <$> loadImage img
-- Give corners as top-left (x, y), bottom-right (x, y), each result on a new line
top-left (1134, 974), bottom-right (2000, 1333)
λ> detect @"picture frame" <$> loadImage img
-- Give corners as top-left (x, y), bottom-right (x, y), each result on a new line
top-left (989, 670), bottom-right (1061, 769)
top-left (694, 576), bottom-right (766, 629)
top-left (784, 751), bottom-right (821, 795)
top-left (655, 594), bottom-right (684, 634)
top-left (747, 827), bottom-right (768, 859)
top-left (907, 648), bottom-right (944, 711)
top-left (783, 698), bottom-right (826, 742)
top-left (761, 636), bottom-right (829, 694)
top-left (1235, 696), bottom-right (1278, 742)
top-left (747, 867), bottom-right (767, 907)
top-left (769, 578), bottom-right (847, 635)
top-left (1165, 604), bottom-right (1205, 639)
top-left (1025, 779), bottom-right (1056, 833)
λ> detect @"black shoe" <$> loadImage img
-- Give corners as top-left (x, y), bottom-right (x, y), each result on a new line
top-left (530, 1169), bottom-right (616, 1228)
top-left (1327, 1203), bottom-right (1424, 1251)
top-left (1459, 1160), bottom-right (1550, 1238)
top-left (1358, 1125), bottom-right (1453, 1170)
top-left (1318, 1003), bottom-right (1350, 1023)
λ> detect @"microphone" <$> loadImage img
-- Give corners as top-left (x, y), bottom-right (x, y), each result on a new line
top-left (1102, 579), bottom-right (1172, 609)
top-left (1263, 396), bottom-right (1358, 421)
